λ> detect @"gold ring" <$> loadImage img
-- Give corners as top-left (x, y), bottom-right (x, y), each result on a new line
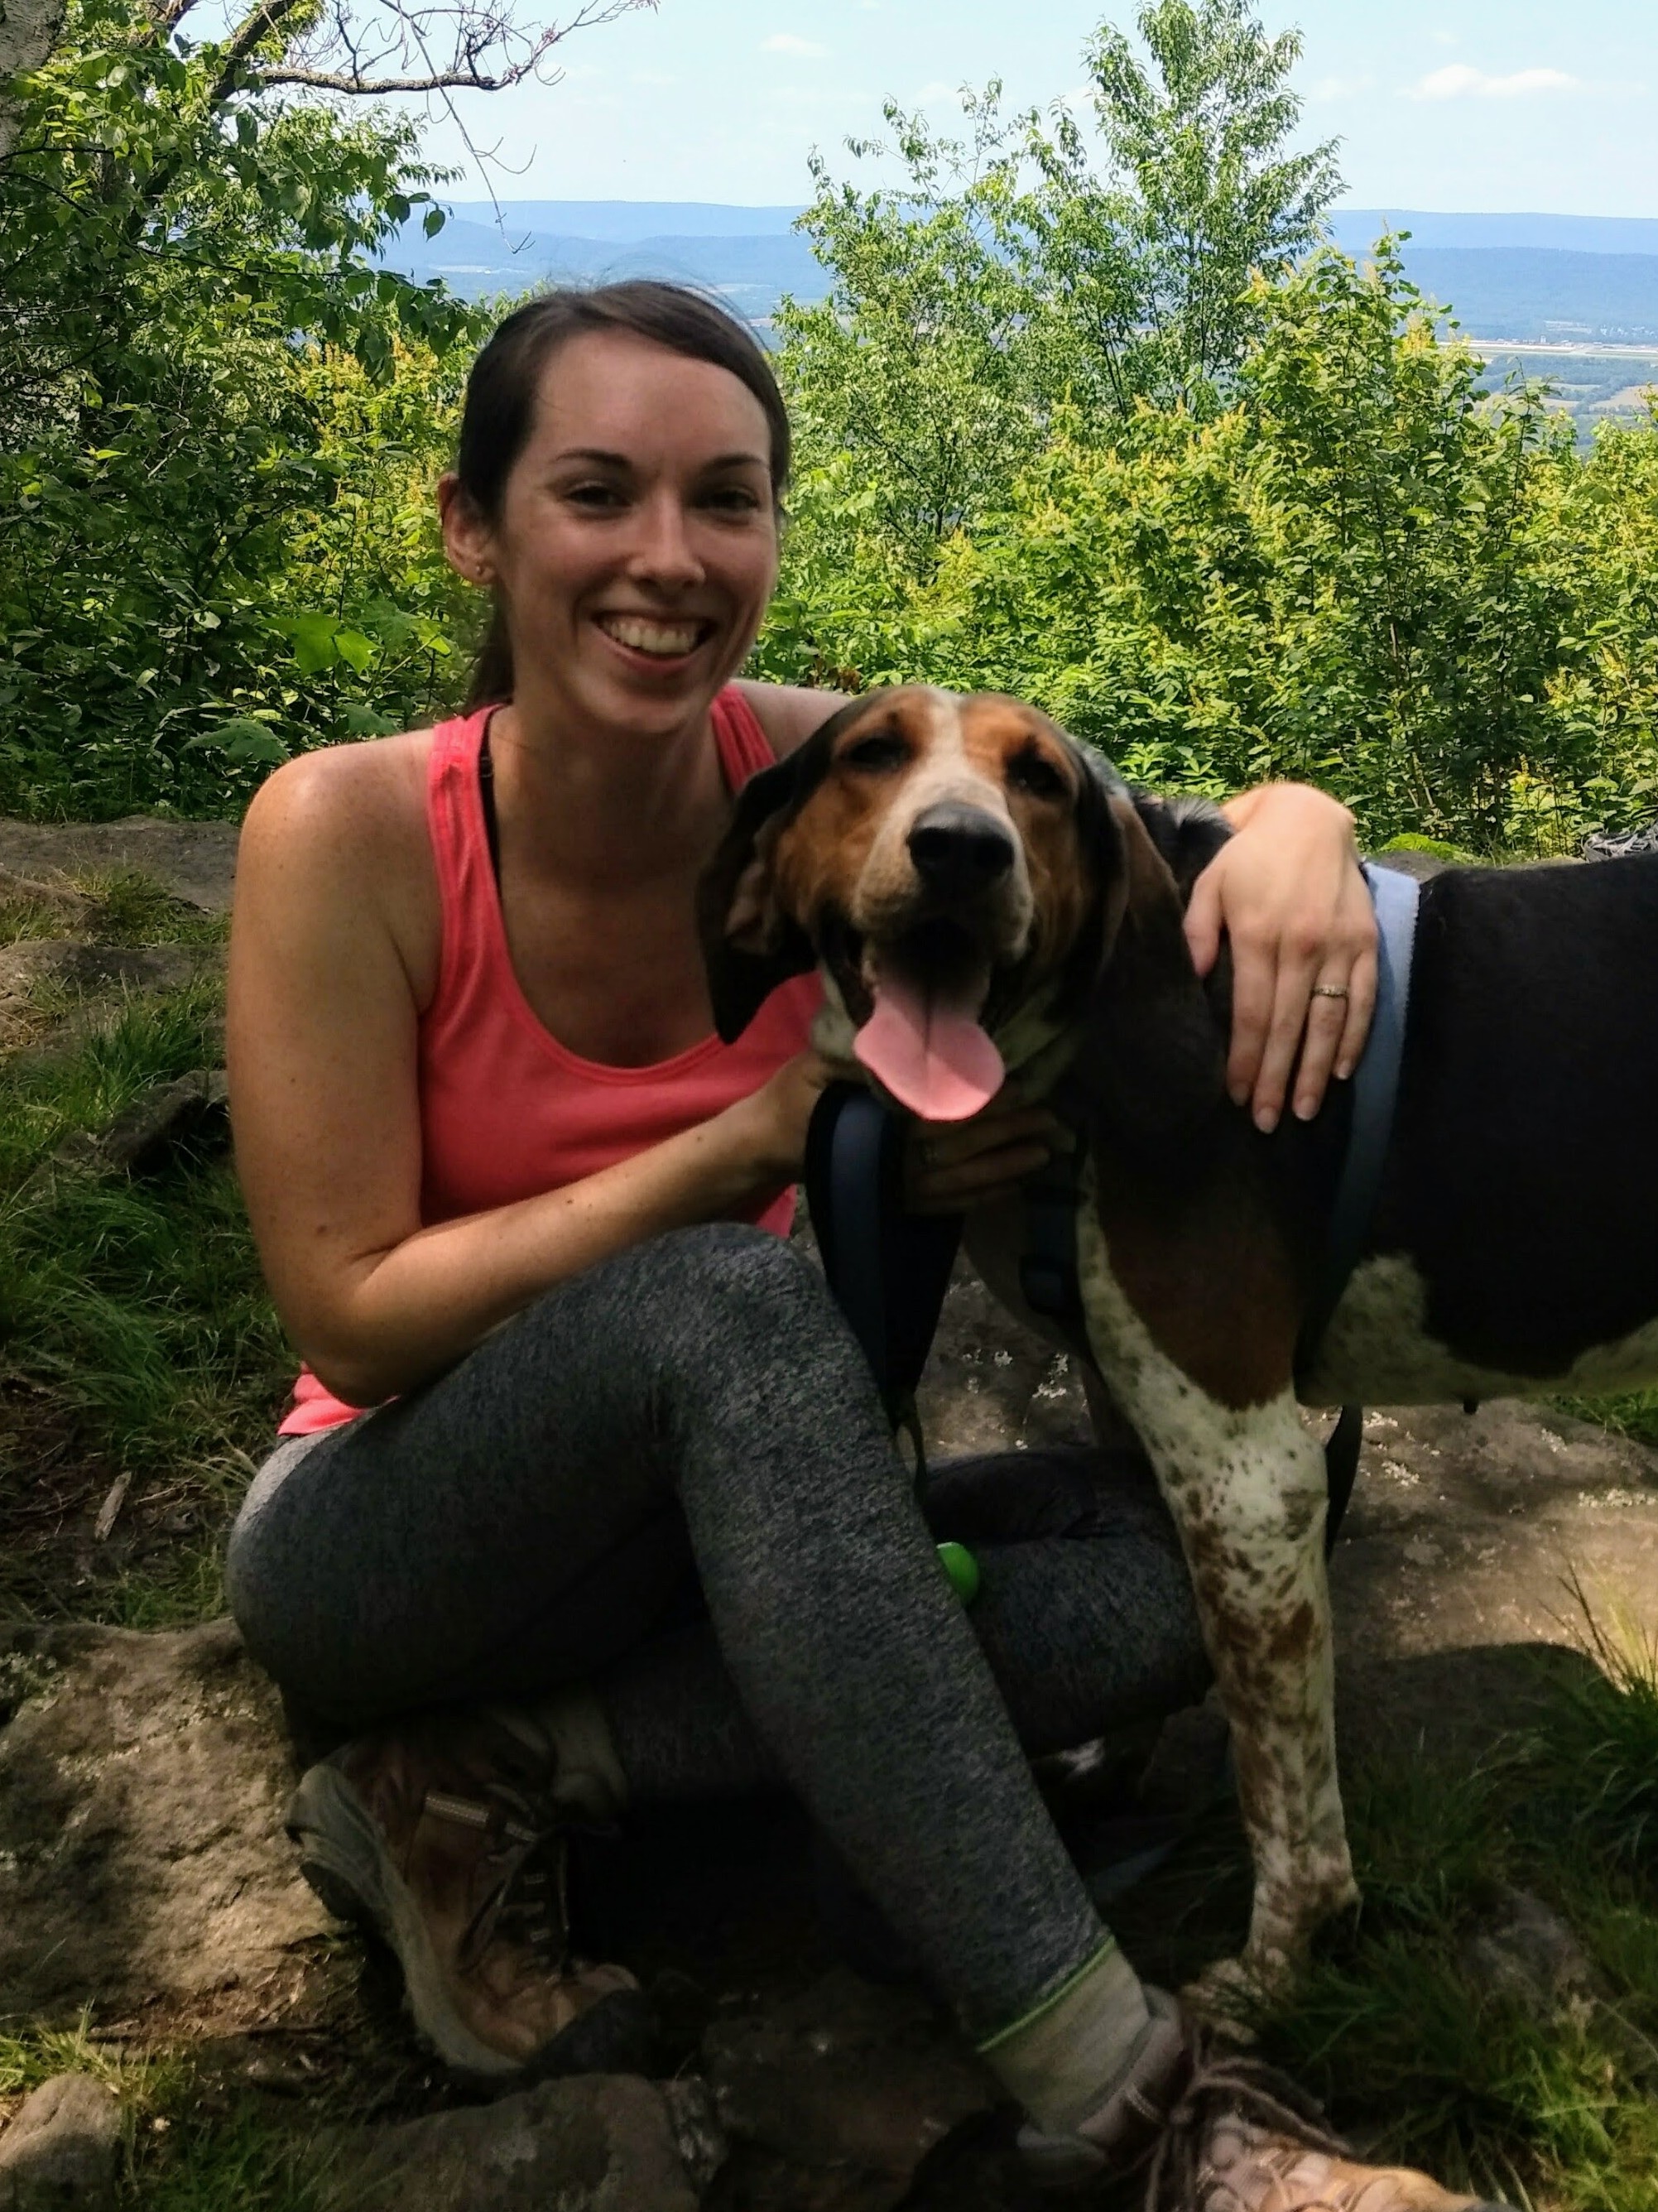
top-left (1311, 982), bottom-right (1350, 1001)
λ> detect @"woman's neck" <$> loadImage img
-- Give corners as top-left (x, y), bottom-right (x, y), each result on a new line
top-left (487, 685), bottom-right (730, 893)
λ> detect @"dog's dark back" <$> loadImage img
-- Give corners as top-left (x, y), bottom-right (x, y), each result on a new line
top-left (1377, 854), bottom-right (1658, 1374)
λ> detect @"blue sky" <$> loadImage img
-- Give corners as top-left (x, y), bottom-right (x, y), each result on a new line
top-left (406, 0), bottom-right (1656, 216)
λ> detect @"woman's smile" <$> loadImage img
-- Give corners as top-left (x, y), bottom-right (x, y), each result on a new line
top-left (592, 610), bottom-right (718, 667)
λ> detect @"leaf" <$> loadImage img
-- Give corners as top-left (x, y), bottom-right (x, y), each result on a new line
top-left (330, 628), bottom-right (376, 673)
top-left (185, 718), bottom-right (291, 765)
top-left (278, 613), bottom-right (344, 676)
top-left (422, 207), bottom-right (446, 238)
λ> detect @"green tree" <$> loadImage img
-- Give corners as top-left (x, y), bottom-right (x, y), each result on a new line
top-left (1076, 0), bottom-right (1339, 397)
top-left (776, 88), bottom-right (1050, 570)
top-left (0, 0), bottom-right (652, 813)
top-left (778, 0), bottom-right (1342, 565)
top-left (760, 245), bottom-right (1629, 854)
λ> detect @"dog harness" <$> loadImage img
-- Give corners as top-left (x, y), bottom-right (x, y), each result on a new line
top-left (805, 859), bottom-right (1423, 1549)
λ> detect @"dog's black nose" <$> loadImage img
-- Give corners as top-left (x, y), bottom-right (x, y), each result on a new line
top-left (907, 804), bottom-right (1016, 892)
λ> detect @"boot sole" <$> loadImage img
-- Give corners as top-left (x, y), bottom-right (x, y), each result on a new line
top-left (287, 1761), bottom-right (522, 2079)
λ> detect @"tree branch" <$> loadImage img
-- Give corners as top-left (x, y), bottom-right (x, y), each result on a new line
top-left (207, 0), bottom-right (313, 104)
top-left (251, 0), bottom-right (652, 99)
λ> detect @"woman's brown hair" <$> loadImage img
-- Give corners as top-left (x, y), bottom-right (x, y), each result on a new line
top-left (453, 282), bottom-right (791, 708)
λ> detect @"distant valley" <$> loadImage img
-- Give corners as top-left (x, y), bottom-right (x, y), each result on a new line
top-left (379, 201), bottom-right (1658, 430)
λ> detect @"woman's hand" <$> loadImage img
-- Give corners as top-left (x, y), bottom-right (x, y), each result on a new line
top-left (1184, 784), bottom-right (1376, 1133)
top-left (737, 1048), bottom-right (839, 1183)
top-left (903, 1087), bottom-right (1065, 1216)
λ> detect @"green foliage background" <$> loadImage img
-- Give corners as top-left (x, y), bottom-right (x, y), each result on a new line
top-left (1, 0), bottom-right (1655, 851)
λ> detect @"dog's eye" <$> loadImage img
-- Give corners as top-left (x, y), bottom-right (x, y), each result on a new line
top-left (1007, 749), bottom-right (1067, 801)
top-left (842, 731), bottom-right (909, 772)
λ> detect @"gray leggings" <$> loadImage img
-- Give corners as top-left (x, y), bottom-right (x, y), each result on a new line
top-left (225, 1224), bottom-right (1209, 2041)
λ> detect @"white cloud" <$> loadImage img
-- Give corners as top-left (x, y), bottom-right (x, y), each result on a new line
top-left (1409, 63), bottom-right (1583, 101)
top-left (1310, 74), bottom-right (1368, 101)
top-left (916, 79), bottom-right (959, 101)
top-left (1430, 29), bottom-right (1457, 46)
top-left (762, 33), bottom-right (830, 57)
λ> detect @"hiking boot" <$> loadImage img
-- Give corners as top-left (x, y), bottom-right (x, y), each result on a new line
top-left (1020, 2000), bottom-right (1509, 2209)
top-left (286, 1705), bottom-right (648, 2080)
top-left (1191, 2117), bottom-right (1508, 2211)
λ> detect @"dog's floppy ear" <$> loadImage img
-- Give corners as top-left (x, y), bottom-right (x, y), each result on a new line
top-left (1071, 795), bottom-right (1228, 1147)
top-left (1045, 735), bottom-right (1134, 1018)
top-left (696, 693), bottom-right (879, 1043)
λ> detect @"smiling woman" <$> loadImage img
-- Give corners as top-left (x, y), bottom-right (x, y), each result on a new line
top-left (218, 281), bottom-right (1480, 2207)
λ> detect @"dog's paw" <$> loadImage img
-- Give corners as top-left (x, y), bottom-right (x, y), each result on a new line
top-left (1179, 1955), bottom-right (1267, 2041)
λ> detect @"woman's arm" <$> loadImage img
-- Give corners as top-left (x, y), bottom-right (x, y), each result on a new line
top-left (1186, 783), bottom-right (1377, 1132)
top-left (228, 752), bottom-right (829, 1410)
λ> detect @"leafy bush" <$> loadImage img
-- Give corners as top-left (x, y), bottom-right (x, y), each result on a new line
top-left (761, 246), bottom-right (1658, 852)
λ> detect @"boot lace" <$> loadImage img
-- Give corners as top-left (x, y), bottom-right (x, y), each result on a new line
top-left (1144, 2027), bottom-right (1352, 2212)
top-left (423, 1770), bottom-right (570, 1974)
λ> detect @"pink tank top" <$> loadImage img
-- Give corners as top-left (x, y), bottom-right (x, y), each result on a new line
top-left (279, 689), bottom-right (823, 1435)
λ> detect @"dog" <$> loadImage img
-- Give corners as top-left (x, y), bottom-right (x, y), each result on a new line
top-left (698, 683), bottom-right (1658, 1997)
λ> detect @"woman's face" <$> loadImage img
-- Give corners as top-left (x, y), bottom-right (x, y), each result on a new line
top-left (445, 328), bottom-right (781, 738)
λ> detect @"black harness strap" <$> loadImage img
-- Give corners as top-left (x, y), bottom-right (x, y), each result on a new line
top-left (1294, 860), bottom-right (1423, 1544)
top-left (479, 719), bottom-right (502, 888)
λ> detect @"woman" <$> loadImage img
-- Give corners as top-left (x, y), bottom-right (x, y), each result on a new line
top-left (224, 284), bottom-right (1491, 2206)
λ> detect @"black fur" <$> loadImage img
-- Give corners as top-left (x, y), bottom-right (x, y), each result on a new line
top-left (1373, 854), bottom-right (1658, 1375)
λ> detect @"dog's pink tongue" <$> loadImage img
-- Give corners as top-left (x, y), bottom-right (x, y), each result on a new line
top-left (853, 970), bottom-right (1004, 1122)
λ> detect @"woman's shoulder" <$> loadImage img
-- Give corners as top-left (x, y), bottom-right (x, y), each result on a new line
top-left (237, 728), bottom-right (445, 987)
top-left (731, 680), bottom-right (848, 761)
top-left (242, 727), bottom-right (435, 867)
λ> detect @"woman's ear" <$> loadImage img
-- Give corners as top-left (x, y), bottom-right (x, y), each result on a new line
top-left (438, 472), bottom-right (493, 586)
top-left (696, 695), bottom-right (877, 1041)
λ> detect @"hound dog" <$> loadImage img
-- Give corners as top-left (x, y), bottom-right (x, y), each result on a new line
top-left (698, 684), bottom-right (1658, 1998)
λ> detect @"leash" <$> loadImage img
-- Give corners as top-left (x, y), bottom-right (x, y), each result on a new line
top-left (804, 1083), bottom-right (964, 1482)
top-left (1294, 860), bottom-right (1422, 1539)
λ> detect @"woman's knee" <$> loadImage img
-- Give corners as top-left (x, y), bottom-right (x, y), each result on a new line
top-left (644, 1223), bottom-right (858, 1376)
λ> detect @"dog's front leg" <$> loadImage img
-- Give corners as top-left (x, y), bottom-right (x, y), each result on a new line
top-left (1075, 1208), bottom-right (1358, 1994)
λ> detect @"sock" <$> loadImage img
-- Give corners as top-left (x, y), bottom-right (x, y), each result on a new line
top-left (494, 1686), bottom-right (630, 1822)
top-left (977, 1940), bottom-right (1152, 2135)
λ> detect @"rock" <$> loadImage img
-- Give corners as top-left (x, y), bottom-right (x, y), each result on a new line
top-left (46, 1069), bottom-right (228, 1178)
top-left (1459, 1886), bottom-right (1600, 2018)
top-left (0, 940), bottom-right (209, 1008)
top-left (1329, 1400), bottom-right (1658, 1762)
top-left (314, 2075), bottom-right (702, 2212)
top-left (0, 820), bottom-right (238, 915)
top-left (917, 1260), bottom-right (1090, 1459)
top-left (661, 2077), bottom-right (728, 2195)
top-left (704, 1968), bottom-right (994, 2186)
top-left (0, 1618), bottom-right (333, 2029)
top-left (0, 2073), bottom-right (122, 2211)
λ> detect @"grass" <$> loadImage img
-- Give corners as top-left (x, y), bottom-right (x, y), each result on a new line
top-left (0, 868), bottom-right (227, 952)
top-left (0, 2021), bottom-right (324, 2211)
top-left (0, 899), bottom-right (291, 1629)
top-left (1555, 1389), bottom-right (1658, 1453)
top-left (1246, 1604), bottom-right (1658, 2210)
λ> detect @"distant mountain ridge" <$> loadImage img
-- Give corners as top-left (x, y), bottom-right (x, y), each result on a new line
top-left (380, 202), bottom-right (1658, 346)
top-left (408, 201), bottom-right (1658, 254)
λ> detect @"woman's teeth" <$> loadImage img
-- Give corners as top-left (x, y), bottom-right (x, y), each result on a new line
top-left (598, 615), bottom-right (705, 658)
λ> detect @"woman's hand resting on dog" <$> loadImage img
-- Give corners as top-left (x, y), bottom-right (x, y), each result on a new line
top-left (1189, 783), bottom-right (1377, 1134)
